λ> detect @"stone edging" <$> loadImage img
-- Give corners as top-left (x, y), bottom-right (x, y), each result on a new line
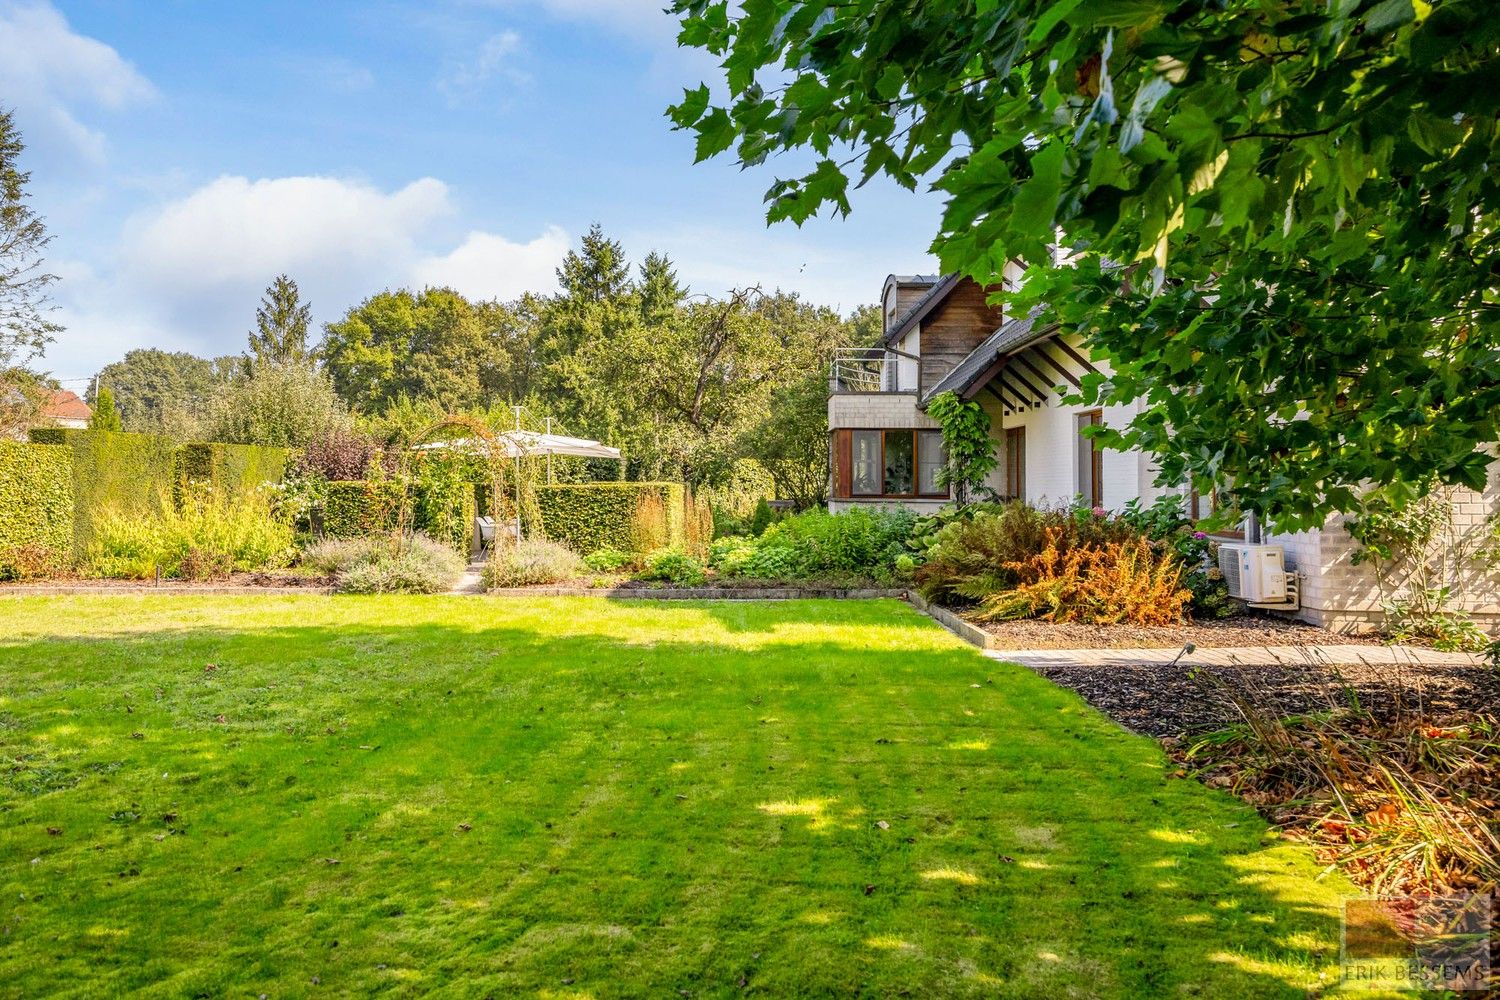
top-left (1, 584), bottom-right (906, 600)
top-left (904, 592), bottom-right (996, 649)
top-left (484, 587), bottom-right (907, 600)
top-left (1, 584), bottom-right (336, 596)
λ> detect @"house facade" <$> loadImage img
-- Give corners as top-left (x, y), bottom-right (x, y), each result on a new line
top-left (828, 272), bottom-right (1500, 632)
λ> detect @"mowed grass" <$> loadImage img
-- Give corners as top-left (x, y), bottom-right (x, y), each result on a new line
top-left (0, 596), bottom-right (1349, 998)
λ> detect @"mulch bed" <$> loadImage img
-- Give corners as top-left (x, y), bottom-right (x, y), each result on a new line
top-left (1028, 659), bottom-right (1500, 739)
top-left (969, 610), bottom-right (1374, 649)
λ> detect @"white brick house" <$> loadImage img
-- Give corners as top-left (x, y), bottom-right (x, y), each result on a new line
top-left (828, 272), bottom-right (1500, 632)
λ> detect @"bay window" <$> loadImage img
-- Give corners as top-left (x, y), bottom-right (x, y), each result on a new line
top-left (833, 429), bottom-right (948, 499)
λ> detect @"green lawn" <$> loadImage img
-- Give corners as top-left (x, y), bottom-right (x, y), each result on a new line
top-left (0, 596), bottom-right (1350, 997)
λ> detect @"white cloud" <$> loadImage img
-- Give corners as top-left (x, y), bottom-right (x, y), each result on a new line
top-left (0, 1), bottom-right (155, 166)
top-left (414, 227), bottom-right (569, 300)
top-left (439, 30), bottom-right (530, 100)
top-left (42, 173), bottom-right (570, 378)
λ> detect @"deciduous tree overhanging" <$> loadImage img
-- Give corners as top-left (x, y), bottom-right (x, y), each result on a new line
top-left (668, 0), bottom-right (1500, 530)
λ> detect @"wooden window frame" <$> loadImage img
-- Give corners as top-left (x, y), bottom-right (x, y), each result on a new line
top-left (1076, 409), bottom-right (1103, 508)
top-left (831, 428), bottom-right (950, 500)
top-left (1004, 427), bottom-right (1026, 501)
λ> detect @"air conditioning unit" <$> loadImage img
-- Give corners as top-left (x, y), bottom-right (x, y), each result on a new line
top-left (1217, 543), bottom-right (1288, 604)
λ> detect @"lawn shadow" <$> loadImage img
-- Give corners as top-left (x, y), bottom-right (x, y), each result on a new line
top-left (0, 596), bottom-right (1351, 997)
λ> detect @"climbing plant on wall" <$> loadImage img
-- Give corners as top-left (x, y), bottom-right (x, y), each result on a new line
top-left (926, 391), bottom-right (997, 506)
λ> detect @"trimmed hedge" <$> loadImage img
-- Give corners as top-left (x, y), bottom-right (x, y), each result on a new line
top-left (412, 481), bottom-right (477, 554)
top-left (536, 482), bottom-right (685, 554)
top-left (0, 442), bottom-right (74, 575)
top-left (322, 480), bottom-right (404, 538)
top-left (22, 430), bottom-right (291, 554)
top-left (176, 441), bottom-right (289, 501)
top-left (30, 428), bottom-right (179, 552)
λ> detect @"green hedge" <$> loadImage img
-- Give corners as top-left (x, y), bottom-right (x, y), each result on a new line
top-left (22, 430), bottom-right (290, 554)
top-left (536, 482), bottom-right (685, 554)
top-left (30, 429), bottom-right (179, 553)
top-left (175, 442), bottom-right (289, 501)
top-left (0, 442), bottom-right (74, 575)
top-left (412, 481), bottom-right (477, 554)
top-left (322, 480), bottom-right (404, 538)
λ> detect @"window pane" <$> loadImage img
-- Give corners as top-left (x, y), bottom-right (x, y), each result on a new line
top-left (852, 431), bottom-right (880, 495)
top-left (884, 430), bottom-right (913, 495)
top-left (918, 430), bottom-right (945, 494)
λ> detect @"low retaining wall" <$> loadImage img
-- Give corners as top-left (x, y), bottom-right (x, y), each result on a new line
top-left (905, 592), bottom-right (995, 649)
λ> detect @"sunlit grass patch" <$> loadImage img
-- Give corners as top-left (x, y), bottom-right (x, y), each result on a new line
top-left (0, 595), bottom-right (1353, 997)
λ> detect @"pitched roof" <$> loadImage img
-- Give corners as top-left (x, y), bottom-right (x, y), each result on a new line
top-left (920, 312), bottom-right (1058, 404)
top-left (882, 272), bottom-right (960, 346)
top-left (42, 389), bottom-right (92, 421)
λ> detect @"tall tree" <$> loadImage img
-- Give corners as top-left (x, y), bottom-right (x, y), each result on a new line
top-left (247, 274), bottom-right (312, 368)
top-left (207, 361), bottom-right (350, 448)
top-left (88, 385), bottom-right (122, 431)
top-left (93, 349), bottom-right (236, 437)
top-left (670, 0), bottom-right (1500, 529)
top-left (638, 251), bottom-right (687, 325)
top-left (557, 223), bottom-right (631, 305)
top-left (0, 108), bottom-right (59, 368)
top-left (321, 288), bottom-right (517, 414)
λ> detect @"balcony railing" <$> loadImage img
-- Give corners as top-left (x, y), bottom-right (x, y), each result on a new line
top-left (829, 347), bottom-right (920, 393)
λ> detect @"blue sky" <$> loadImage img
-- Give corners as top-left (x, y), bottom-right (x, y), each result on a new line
top-left (1, 0), bottom-right (944, 384)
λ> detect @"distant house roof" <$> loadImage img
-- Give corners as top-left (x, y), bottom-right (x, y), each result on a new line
top-left (920, 311), bottom-right (1058, 404)
top-left (882, 272), bottom-right (960, 346)
top-left (42, 389), bottom-right (92, 422)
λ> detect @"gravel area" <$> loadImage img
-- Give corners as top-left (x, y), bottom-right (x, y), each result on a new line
top-left (1027, 659), bottom-right (1500, 739)
top-left (970, 611), bottom-right (1373, 649)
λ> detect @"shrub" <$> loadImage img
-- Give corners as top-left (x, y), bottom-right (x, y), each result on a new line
top-left (637, 548), bottom-right (707, 586)
top-left (631, 491), bottom-right (670, 555)
top-left (85, 490), bottom-right (296, 580)
top-left (0, 441), bottom-right (73, 577)
top-left (683, 488), bottom-right (713, 559)
top-left (973, 533), bottom-right (1191, 626)
top-left (484, 538), bottom-right (585, 588)
top-left (583, 547), bottom-right (634, 572)
top-left (704, 509), bottom-right (915, 582)
top-left (535, 482), bottom-right (685, 553)
top-left (0, 542), bottom-right (63, 581)
top-left (331, 534), bottom-right (464, 594)
top-left (913, 501), bottom-right (1134, 603)
top-left (756, 507), bottom-right (916, 578)
top-left (294, 427), bottom-right (379, 481)
top-left (749, 498), bottom-right (778, 536)
top-left (301, 535), bottom-right (389, 576)
top-left (322, 480), bottom-right (403, 537)
top-left (206, 362), bottom-right (350, 448)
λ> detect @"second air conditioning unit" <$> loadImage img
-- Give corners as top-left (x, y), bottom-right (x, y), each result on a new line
top-left (1217, 543), bottom-right (1289, 604)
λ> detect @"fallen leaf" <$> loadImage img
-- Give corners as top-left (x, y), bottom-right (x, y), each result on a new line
top-left (875, 820), bottom-right (890, 830)
top-left (863, 884), bottom-right (876, 896)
